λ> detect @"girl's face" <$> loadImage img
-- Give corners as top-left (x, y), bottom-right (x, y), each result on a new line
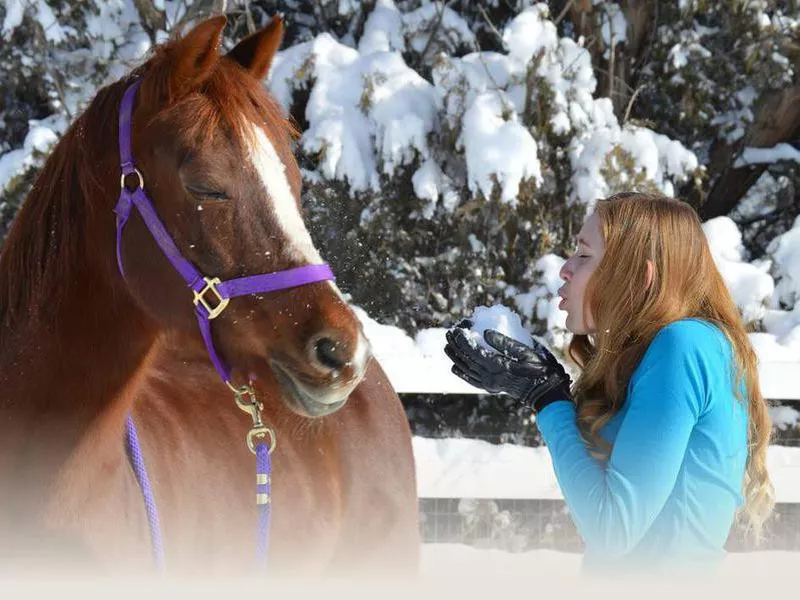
top-left (558, 212), bottom-right (605, 335)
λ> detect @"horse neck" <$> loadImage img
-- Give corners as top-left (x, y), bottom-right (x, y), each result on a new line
top-left (0, 135), bottom-right (159, 483)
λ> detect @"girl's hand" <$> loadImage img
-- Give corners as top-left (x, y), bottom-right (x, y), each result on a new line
top-left (444, 326), bottom-right (572, 413)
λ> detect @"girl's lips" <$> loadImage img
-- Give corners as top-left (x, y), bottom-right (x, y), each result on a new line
top-left (558, 297), bottom-right (567, 311)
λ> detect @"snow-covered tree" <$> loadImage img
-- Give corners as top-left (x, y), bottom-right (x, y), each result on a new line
top-left (0, 0), bottom-right (797, 352)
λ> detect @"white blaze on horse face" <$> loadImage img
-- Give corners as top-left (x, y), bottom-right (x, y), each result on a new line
top-left (245, 123), bottom-right (323, 264)
top-left (246, 123), bottom-right (371, 375)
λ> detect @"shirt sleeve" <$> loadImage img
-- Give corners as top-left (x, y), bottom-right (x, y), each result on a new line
top-left (535, 323), bottom-right (709, 557)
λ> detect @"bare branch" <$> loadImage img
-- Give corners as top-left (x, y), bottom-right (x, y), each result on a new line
top-left (622, 84), bottom-right (645, 124)
top-left (241, 0), bottom-right (256, 35)
top-left (701, 86), bottom-right (800, 219)
top-left (132, 0), bottom-right (167, 42)
top-left (418, 1), bottom-right (454, 66)
top-left (176, 0), bottom-right (228, 30)
top-left (477, 5), bottom-right (506, 49)
top-left (554, 0), bottom-right (576, 26)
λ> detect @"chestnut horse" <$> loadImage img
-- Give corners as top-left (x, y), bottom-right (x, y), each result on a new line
top-left (0, 16), bottom-right (418, 577)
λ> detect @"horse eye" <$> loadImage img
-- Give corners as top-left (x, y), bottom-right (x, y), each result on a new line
top-left (187, 186), bottom-right (229, 202)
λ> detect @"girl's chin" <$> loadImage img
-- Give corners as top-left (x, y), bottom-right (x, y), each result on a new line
top-left (565, 317), bottom-right (591, 336)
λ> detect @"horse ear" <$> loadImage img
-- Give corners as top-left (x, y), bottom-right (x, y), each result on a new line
top-left (170, 15), bottom-right (227, 93)
top-left (226, 15), bottom-right (284, 80)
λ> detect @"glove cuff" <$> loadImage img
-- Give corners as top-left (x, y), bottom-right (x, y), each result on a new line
top-left (534, 385), bottom-right (571, 413)
top-left (523, 373), bottom-right (572, 413)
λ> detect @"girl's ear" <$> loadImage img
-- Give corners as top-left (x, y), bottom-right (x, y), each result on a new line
top-left (645, 259), bottom-right (655, 290)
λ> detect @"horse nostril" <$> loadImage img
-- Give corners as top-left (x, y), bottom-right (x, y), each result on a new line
top-left (314, 337), bottom-right (347, 371)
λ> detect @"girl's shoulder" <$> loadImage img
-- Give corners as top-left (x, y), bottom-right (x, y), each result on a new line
top-left (646, 318), bottom-right (732, 364)
top-left (658, 317), bottom-right (725, 338)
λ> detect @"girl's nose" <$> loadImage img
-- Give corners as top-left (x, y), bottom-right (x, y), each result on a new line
top-left (560, 260), bottom-right (572, 282)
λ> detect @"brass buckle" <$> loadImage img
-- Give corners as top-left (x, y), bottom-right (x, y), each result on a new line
top-left (229, 381), bottom-right (276, 455)
top-left (193, 277), bottom-right (230, 319)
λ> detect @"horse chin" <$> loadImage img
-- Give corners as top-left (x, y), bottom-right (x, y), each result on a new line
top-left (270, 362), bottom-right (350, 418)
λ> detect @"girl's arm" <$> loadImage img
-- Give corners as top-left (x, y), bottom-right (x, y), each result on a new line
top-left (536, 321), bottom-right (711, 556)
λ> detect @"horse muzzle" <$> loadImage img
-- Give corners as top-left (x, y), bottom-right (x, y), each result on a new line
top-left (270, 356), bottom-right (366, 418)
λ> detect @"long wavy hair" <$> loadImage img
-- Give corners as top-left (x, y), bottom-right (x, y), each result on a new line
top-left (568, 192), bottom-right (774, 542)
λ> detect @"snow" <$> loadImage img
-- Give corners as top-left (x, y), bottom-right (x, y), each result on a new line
top-left (768, 216), bottom-right (800, 307)
top-left (270, 33), bottom-right (438, 192)
top-left (413, 436), bottom-right (562, 500)
top-left (33, 0), bottom-right (65, 43)
top-left (0, 118), bottom-right (61, 192)
top-left (570, 126), bottom-right (699, 210)
top-left (2, 0), bottom-right (65, 43)
top-left (412, 435), bottom-right (800, 503)
top-left (0, 549), bottom-right (797, 591)
top-left (600, 3), bottom-right (628, 49)
top-left (461, 304), bottom-right (534, 353)
top-left (355, 306), bottom-right (478, 394)
top-left (403, 3), bottom-right (475, 55)
top-left (771, 404), bottom-right (800, 430)
top-left (357, 290), bottom-right (800, 504)
top-left (358, 0), bottom-right (404, 56)
top-left (264, 2), bottom-right (698, 212)
top-left (503, 4), bottom-right (559, 63)
top-left (2, 0), bottom-right (25, 37)
top-left (735, 143), bottom-right (800, 167)
top-left (420, 543), bottom-right (800, 584)
top-left (461, 92), bottom-right (542, 204)
top-left (702, 217), bottom-right (774, 323)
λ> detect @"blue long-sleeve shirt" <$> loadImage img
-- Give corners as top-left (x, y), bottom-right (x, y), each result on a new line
top-left (536, 318), bottom-right (749, 572)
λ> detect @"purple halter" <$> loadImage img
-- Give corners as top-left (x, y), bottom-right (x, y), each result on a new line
top-left (116, 79), bottom-right (329, 571)
top-left (114, 79), bottom-right (335, 388)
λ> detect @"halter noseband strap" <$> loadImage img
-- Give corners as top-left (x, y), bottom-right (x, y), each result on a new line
top-left (114, 79), bottom-right (335, 387)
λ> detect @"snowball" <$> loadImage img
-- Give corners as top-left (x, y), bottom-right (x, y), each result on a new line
top-left (461, 305), bottom-right (534, 353)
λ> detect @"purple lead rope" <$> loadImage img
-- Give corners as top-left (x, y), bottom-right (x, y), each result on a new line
top-left (117, 78), bottom-right (330, 573)
top-left (125, 416), bottom-right (166, 573)
top-left (255, 444), bottom-right (272, 569)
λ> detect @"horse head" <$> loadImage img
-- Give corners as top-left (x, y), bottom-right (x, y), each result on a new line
top-left (119, 16), bottom-right (370, 418)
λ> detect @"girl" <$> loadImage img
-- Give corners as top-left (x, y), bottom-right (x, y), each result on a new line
top-left (444, 192), bottom-right (774, 573)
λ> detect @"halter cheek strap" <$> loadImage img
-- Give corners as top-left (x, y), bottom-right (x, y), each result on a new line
top-left (113, 80), bottom-right (335, 387)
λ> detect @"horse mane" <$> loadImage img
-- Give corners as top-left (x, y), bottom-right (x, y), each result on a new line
top-left (0, 78), bottom-right (126, 330)
top-left (0, 32), bottom-right (297, 332)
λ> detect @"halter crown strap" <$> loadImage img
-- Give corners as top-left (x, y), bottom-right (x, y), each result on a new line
top-left (119, 80), bottom-right (140, 176)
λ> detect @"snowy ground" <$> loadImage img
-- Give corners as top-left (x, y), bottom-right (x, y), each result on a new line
top-left (420, 542), bottom-right (800, 576)
top-left (2, 547), bottom-right (796, 598)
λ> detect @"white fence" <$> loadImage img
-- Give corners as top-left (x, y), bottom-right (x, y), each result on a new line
top-left (385, 359), bottom-right (800, 505)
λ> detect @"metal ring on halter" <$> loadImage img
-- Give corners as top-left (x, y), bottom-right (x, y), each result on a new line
top-left (247, 425), bottom-right (276, 455)
top-left (120, 168), bottom-right (145, 191)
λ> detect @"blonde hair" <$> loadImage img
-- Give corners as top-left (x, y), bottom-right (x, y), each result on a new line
top-left (568, 192), bottom-right (774, 542)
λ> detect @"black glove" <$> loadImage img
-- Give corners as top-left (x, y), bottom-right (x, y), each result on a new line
top-left (444, 323), bottom-right (572, 414)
